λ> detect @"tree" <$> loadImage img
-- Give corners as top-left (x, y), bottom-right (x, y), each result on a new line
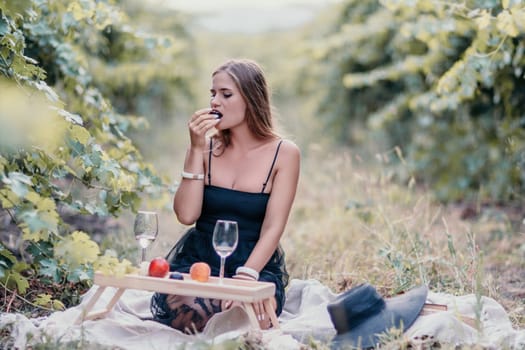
top-left (307, 0), bottom-right (525, 202)
top-left (0, 0), bottom-right (192, 307)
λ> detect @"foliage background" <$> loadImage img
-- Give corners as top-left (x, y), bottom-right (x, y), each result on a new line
top-left (0, 0), bottom-right (192, 307)
top-left (308, 0), bottom-right (525, 202)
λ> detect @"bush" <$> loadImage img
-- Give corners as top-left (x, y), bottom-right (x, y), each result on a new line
top-left (304, 0), bottom-right (525, 202)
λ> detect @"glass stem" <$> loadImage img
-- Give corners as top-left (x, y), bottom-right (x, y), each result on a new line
top-left (141, 248), bottom-right (146, 263)
top-left (219, 256), bottom-right (225, 283)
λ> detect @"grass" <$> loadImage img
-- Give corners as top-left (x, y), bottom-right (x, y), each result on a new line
top-left (282, 144), bottom-right (524, 348)
top-left (289, 143), bottom-right (523, 302)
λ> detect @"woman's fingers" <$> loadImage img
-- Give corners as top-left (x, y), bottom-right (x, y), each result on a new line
top-left (187, 111), bottom-right (220, 149)
top-left (190, 108), bottom-right (221, 127)
top-left (231, 275), bottom-right (267, 323)
top-left (190, 108), bottom-right (213, 122)
top-left (253, 300), bottom-right (265, 321)
top-left (188, 109), bottom-right (220, 141)
top-left (221, 299), bottom-right (233, 310)
top-left (190, 118), bottom-right (218, 134)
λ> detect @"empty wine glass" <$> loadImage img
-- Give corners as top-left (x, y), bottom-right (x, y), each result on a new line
top-left (212, 220), bottom-right (238, 283)
top-left (134, 211), bottom-right (159, 263)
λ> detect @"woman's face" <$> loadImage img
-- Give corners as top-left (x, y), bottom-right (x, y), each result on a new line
top-left (210, 71), bottom-right (247, 130)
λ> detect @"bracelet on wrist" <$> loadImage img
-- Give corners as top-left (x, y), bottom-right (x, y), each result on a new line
top-left (233, 274), bottom-right (255, 281)
top-left (235, 266), bottom-right (259, 280)
top-left (181, 171), bottom-right (204, 180)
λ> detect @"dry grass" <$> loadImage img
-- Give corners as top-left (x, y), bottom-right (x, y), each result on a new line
top-left (281, 144), bottom-right (525, 331)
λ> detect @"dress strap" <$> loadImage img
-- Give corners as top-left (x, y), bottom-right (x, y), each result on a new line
top-left (261, 140), bottom-right (283, 193)
top-left (207, 138), bottom-right (213, 185)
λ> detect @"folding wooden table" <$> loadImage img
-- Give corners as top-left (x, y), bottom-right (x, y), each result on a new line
top-left (75, 272), bottom-right (279, 330)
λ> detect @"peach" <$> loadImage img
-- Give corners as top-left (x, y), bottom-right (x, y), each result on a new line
top-left (190, 262), bottom-right (211, 282)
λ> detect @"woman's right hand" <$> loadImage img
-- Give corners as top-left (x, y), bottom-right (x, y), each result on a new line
top-left (188, 108), bottom-right (221, 150)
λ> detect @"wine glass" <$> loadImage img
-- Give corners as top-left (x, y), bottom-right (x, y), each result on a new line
top-left (212, 220), bottom-right (239, 283)
top-left (134, 211), bottom-right (159, 263)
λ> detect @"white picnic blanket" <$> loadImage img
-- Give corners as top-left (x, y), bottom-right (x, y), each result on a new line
top-left (1, 279), bottom-right (524, 349)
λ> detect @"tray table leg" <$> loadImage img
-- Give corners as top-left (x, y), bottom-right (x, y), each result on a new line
top-left (242, 302), bottom-right (261, 329)
top-left (75, 286), bottom-right (126, 324)
top-left (98, 287), bottom-right (126, 316)
top-left (263, 298), bottom-right (280, 329)
top-left (75, 286), bottom-right (107, 325)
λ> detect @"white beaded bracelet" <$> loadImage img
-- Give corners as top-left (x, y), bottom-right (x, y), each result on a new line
top-left (181, 171), bottom-right (204, 180)
top-left (235, 266), bottom-right (259, 280)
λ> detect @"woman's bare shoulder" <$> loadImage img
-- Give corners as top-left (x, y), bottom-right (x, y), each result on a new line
top-left (279, 139), bottom-right (300, 155)
top-left (277, 139), bottom-right (301, 162)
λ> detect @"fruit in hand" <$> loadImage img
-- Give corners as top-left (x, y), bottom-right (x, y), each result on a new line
top-left (210, 110), bottom-right (223, 119)
top-left (190, 262), bottom-right (211, 282)
top-left (169, 272), bottom-right (184, 280)
top-left (148, 257), bottom-right (169, 278)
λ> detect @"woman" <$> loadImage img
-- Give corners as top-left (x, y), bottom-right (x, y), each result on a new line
top-left (151, 58), bottom-right (301, 332)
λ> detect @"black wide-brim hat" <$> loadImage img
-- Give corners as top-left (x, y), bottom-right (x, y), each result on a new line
top-left (328, 283), bottom-right (428, 349)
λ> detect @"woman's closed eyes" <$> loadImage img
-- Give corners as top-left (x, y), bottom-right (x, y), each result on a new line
top-left (210, 89), bottom-right (233, 99)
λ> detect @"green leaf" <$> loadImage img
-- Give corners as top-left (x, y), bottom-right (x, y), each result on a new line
top-left (54, 231), bottom-right (100, 268)
top-left (0, 0), bottom-right (33, 18)
top-left (1, 262), bottom-right (31, 294)
top-left (69, 125), bottom-right (91, 145)
top-left (0, 265), bottom-right (7, 279)
top-left (39, 258), bottom-right (61, 283)
top-left (33, 293), bottom-right (66, 310)
top-left (34, 293), bottom-right (53, 307)
top-left (0, 14), bottom-right (9, 35)
top-left (5, 271), bottom-right (30, 294)
top-left (68, 267), bottom-right (91, 283)
top-left (53, 299), bottom-right (66, 310)
top-left (57, 108), bottom-right (83, 125)
top-left (67, 2), bottom-right (90, 22)
top-left (26, 241), bottom-right (54, 263)
top-left (497, 10), bottom-right (519, 37)
top-left (19, 209), bottom-right (56, 234)
top-left (3, 172), bottom-right (32, 198)
top-left (0, 244), bottom-right (17, 265)
top-left (475, 10), bottom-right (492, 31)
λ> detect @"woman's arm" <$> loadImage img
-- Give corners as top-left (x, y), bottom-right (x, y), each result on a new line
top-left (173, 108), bottom-right (219, 224)
top-left (242, 140), bottom-right (301, 272)
top-left (173, 147), bottom-right (206, 224)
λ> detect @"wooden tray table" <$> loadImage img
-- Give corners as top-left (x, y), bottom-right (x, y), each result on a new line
top-left (75, 272), bottom-right (279, 330)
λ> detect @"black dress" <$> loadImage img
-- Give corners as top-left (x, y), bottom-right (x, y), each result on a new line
top-left (151, 140), bottom-right (289, 325)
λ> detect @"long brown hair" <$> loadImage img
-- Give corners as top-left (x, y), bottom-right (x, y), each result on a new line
top-left (212, 59), bottom-right (279, 147)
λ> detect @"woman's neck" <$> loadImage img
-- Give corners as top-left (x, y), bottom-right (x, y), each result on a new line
top-left (228, 124), bottom-right (271, 152)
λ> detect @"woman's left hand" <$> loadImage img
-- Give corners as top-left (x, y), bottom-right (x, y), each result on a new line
top-left (252, 300), bottom-right (273, 329)
top-left (232, 274), bottom-right (274, 329)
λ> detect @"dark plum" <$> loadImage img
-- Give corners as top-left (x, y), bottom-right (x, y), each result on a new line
top-left (210, 110), bottom-right (222, 119)
top-left (169, 272), bottom-right (184, 280)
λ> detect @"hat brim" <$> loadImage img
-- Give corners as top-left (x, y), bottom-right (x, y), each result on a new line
top-left (332, 285), bottom-right (428, 349)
